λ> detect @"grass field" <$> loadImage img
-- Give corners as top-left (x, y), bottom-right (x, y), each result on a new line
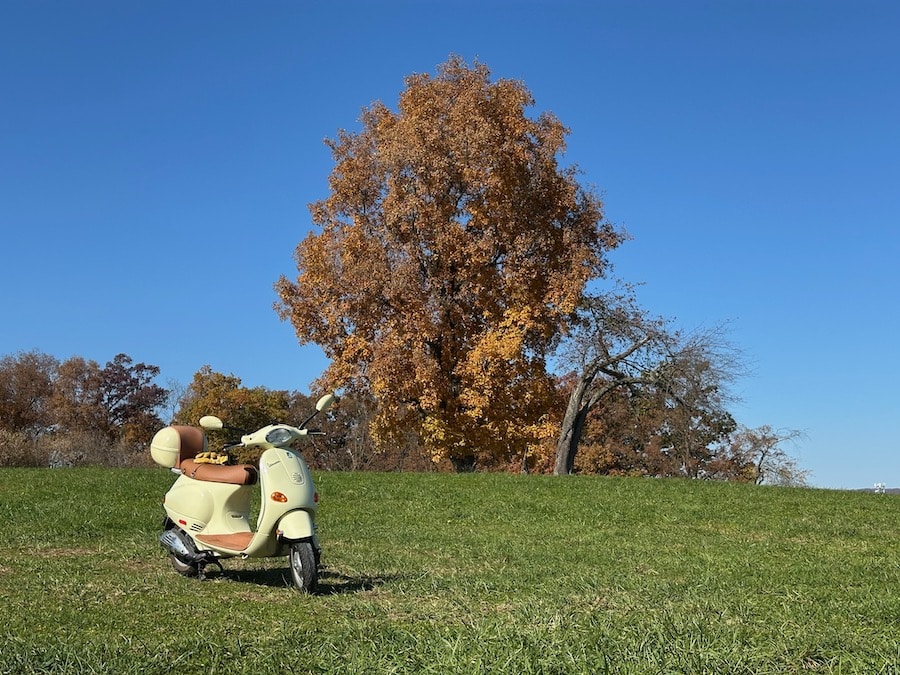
top-left (0, 468), bottom-right (898, 674)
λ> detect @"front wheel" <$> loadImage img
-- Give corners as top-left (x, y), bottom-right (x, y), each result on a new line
top-left (288, 541), bottom-right (318, 593)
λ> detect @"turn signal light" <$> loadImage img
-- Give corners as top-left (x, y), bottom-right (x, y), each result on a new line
top-left (270, 491), bottom-right (288, 503)
top-left (314, 491), bottom-right (319, 504)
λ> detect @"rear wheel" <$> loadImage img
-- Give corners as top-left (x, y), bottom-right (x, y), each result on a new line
top-left (288, 541), bottom-right (318, 593)
top-left (162, 521), bottom-right (201, 578)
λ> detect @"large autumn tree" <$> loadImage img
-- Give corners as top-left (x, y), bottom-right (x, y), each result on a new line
top-left (277, 56), bottom-right (621, 470)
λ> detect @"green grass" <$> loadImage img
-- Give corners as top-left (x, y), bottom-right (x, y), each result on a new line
top-left (0, 469), bottom-right (898, 673)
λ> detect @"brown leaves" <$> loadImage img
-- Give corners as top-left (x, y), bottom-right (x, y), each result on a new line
top-left (276, 56), bottom-right (620, 468)
top-left (0, 351), bottom-right (167, 447)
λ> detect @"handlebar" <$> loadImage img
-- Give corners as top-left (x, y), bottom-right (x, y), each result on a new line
top-left (203, 416), bottom-right (332, 451)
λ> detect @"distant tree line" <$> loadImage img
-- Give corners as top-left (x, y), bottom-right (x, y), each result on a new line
top-left (0, 349), bottom-right (806, 484)
top-left (171, 365), bottom-right (433, 472)
top-left (0, 351), bottom-right (432, 472)
top-left (0, 351), bottom-right (167, 467)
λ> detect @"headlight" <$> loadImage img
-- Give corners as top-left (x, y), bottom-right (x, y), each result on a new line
top-left (266, 428), bottom-right (294, 445)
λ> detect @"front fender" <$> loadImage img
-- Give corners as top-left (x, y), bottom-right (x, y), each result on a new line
top-left (278, 510), bottom-right (315, 540)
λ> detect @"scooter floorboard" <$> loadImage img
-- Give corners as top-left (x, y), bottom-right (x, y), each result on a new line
top-left (196, 532), bottom-right (254, 552)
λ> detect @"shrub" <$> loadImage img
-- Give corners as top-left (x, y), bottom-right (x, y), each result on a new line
top-left (0, 430), bottom-right (43, 467)
top-left (0, 430), bottom-right (157, 468)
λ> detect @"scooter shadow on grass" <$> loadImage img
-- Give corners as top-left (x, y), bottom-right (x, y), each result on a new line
top-left (216, 566), bottom-right (397, 595)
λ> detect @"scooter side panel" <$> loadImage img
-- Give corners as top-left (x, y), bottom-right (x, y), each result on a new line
top-left (163, 477), bottom-right (215, 532)
top-left (163, 475), bottom-right (252, 536)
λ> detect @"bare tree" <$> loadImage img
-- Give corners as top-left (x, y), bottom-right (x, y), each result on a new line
top-left (720, 425), bottom-right (809, 486)
top-left (164, 378), bottom-right (187, 424)
top-left (553, 285), bottom-right (742, 475)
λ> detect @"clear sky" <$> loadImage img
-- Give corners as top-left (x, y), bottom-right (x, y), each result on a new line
top-left (2, 1), bottom-right (897, 489)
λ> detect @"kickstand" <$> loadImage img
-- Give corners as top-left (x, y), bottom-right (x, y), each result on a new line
top-left (197, 559), bottom-right (224, 581)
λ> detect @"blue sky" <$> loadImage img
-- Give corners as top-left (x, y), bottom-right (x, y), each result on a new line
top-left (2, 1), bottom-right (897, 489)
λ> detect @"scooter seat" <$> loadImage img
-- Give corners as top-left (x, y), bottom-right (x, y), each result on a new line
top-left (180, 459), bottom-right (258, 486)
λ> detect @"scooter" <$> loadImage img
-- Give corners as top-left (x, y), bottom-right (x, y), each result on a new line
top-left (150, 393), bottom-right (336, 592)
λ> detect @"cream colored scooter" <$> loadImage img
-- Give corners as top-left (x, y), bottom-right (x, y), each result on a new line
top-left (150, 394), bottom-right (335, 592)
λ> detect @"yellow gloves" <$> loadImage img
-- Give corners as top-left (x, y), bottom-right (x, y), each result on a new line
top-left (194, 451), bottom-right (230, 465)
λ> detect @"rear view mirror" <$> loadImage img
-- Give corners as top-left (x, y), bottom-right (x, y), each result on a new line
top-left (315, 393), bottom-right (337, 412)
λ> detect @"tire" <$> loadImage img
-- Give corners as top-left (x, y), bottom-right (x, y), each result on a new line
top-left (288, 541), bottom-right (318, 593)
top-left (170, 553), bottom-right (199, 577)
top-left (162, 521), bottom-right (201, 577)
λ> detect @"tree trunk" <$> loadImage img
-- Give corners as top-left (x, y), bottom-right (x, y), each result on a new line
top-left (554, 377), bottom-right (590, 475)
top-left (450, 455), bottom-right (477, 472)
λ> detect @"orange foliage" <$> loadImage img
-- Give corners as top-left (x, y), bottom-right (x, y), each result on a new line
top-left (277, 56), bottom-right (621, 469)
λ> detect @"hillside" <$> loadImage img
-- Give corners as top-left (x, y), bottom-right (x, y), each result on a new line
top-left (1, 468), bottom-right (898, 673)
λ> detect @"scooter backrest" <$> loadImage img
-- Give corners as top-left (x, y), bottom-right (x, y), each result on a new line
top-left (171, 426), bottom-right (206, 467)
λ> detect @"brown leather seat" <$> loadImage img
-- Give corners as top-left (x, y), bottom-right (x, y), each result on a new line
top-left (179, 459), bottom-right (258, 486)
top-left (166, 426), bottom-right (258, 486)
